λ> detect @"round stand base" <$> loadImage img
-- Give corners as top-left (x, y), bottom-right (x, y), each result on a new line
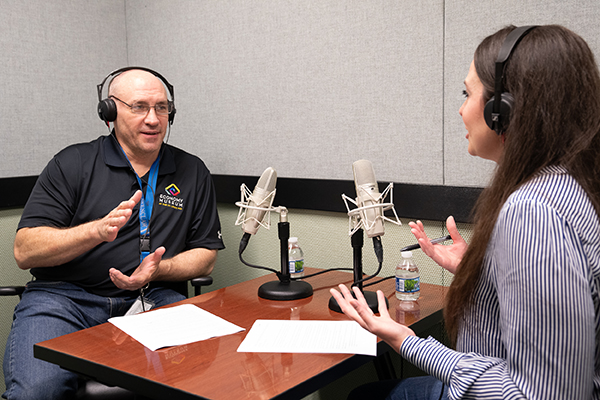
top-left (328, 290), bottom-right (387, 314)
top-left (258, 280), bottom-right (313, 301)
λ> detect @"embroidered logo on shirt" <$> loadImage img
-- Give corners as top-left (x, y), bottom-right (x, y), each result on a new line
top-left (165, 184), bottom-right (180, 196)
top-left (159, 184), bottom-right (184, 211)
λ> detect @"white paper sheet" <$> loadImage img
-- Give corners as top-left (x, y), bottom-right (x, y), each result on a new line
top-left (108, 304), bottom-right (244, 351)
top-left (237, 319), bottom-right (377, 356)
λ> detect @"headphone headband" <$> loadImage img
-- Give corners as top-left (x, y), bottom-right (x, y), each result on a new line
top-left (485, 25), bottom-right (538, 134)
top-left (492, 26), bottom-right (537, 117)
top-left (96, 66), bottom-right (176, 125)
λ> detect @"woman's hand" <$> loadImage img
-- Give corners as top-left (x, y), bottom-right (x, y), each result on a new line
top-left (330, 284), bottom-right (415, 352)
top-left (408, 216), bottom-right (467, 274)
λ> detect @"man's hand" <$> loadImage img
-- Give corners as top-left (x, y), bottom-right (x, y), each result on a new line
top-left (109, 246), bottom-right (166, 291)
top-left (93, 190), bottom-right (142, 243)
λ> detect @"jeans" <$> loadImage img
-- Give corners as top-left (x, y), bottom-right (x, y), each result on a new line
top-left (386, 376), bottom-right (448, 400)
top-left (3, 280), bottom-right (185, 400)
top-left (348, 376), bottom-right (448, 400)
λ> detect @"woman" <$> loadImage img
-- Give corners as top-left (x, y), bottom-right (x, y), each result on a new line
top-left (331, 24), bottom-right (600, 399)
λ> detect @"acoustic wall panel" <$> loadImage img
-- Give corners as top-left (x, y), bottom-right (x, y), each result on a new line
top-left (443, 0), bottom-right (600, 186)
top-left (0, 0), bottom-right (128, 178)
top-left (3, 1), bottom-right (600, 189)
top-left (126, 0), bottom-right (445, 185)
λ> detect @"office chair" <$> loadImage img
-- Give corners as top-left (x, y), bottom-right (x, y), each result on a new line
top-left (0, 276), bottom-right (213, 400)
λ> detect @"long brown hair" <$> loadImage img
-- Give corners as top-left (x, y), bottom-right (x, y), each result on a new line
top-left (444, 25), bottom-right (600, 342)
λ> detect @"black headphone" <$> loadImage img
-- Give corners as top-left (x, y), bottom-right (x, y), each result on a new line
top-left (97, 66), bottom-right (176, 125)
top-left (483, 25), bottom-right (537, 134)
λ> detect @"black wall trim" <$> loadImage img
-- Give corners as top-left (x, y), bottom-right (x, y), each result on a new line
top-left (0, 176), bottom-right (39, 210)
top-left (1, 175), bottom-right (482, 223)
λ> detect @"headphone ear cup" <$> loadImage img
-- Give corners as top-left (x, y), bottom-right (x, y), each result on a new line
top-left (169, 102), bottom-right (176, 125)
top-left (483, 97), bottom-right (497, 130)
top-left (483, 92), bottom-right (514, 134)
top-left (97, 98), bottom-right (117, 122)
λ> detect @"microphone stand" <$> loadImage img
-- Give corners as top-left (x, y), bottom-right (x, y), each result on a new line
top-left (329, 228), bottom-right (386, 313)
top-left (258, 208), bottom-right (313, 301)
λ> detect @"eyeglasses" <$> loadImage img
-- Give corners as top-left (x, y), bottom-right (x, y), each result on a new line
top-left (110, 96), bottom-right (173, 116)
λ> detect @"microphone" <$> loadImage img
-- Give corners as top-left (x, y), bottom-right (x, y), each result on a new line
top-left (330, 160), bottom-right (401, 313)
top-left (353, 160), bottom-right (385, 238)
top-left (235, 167), bottom-right (313, 301)
top-left (353, 159), bottom-right (385, 264)
top-left (237, 167), bottom-right (277, 255)
top-left (242, 167), bottom-right (277, 235)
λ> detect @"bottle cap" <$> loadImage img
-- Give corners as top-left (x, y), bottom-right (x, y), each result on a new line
top-left (401, 251), bottom-right (413, 258)
top-left (288, 237), bottom-right (298, 244)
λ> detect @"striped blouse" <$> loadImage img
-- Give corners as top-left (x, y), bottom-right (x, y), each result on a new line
top-left (401, 165), bottom-right (600, 399)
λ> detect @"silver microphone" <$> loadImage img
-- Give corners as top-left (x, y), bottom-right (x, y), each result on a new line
top-left (242, 167), bottom-right (277, 235)
top-left (353, 160), bottom-right (384, 238)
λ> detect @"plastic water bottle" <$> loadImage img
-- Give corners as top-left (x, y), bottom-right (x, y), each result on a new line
top-left (395, 251), bottom-right (420, 300)
top-left (288, 237), bottom-right (305, 279)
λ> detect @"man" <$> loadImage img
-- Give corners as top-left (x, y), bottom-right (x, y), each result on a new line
top-left (4, 69), bottom-right (224, 399)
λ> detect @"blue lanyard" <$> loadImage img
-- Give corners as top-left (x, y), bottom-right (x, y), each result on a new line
top-left (119, 147), bottom-right (160, 263)
top-left (137, 156), bottom-right (160, 262)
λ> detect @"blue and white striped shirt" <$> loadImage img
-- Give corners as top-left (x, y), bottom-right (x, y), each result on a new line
top-left (401, 166), bottom-right (600, 399)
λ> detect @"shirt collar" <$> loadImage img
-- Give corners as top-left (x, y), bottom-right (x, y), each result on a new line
top-left (103, 132), bottom-right (176, 175)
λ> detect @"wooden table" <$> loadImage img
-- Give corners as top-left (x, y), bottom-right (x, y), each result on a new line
top-left (34, 268), bottom-right (447, 399)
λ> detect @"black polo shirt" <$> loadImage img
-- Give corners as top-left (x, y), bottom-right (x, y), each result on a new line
top-left (18, 134), bottom-right (225, 297)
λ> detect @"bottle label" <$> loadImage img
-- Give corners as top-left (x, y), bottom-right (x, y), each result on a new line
top-left (395, 277), bottom-right (420, 293)
top-left (289, 259), bottom-right (304, 274)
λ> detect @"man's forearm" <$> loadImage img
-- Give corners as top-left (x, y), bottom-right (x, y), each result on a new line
top-left (155, 248), bottom-right (218, 282)
top-left (14, 191), bottom-right (141, 270)
top-left (13, 224), bottom-right (104, 270)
